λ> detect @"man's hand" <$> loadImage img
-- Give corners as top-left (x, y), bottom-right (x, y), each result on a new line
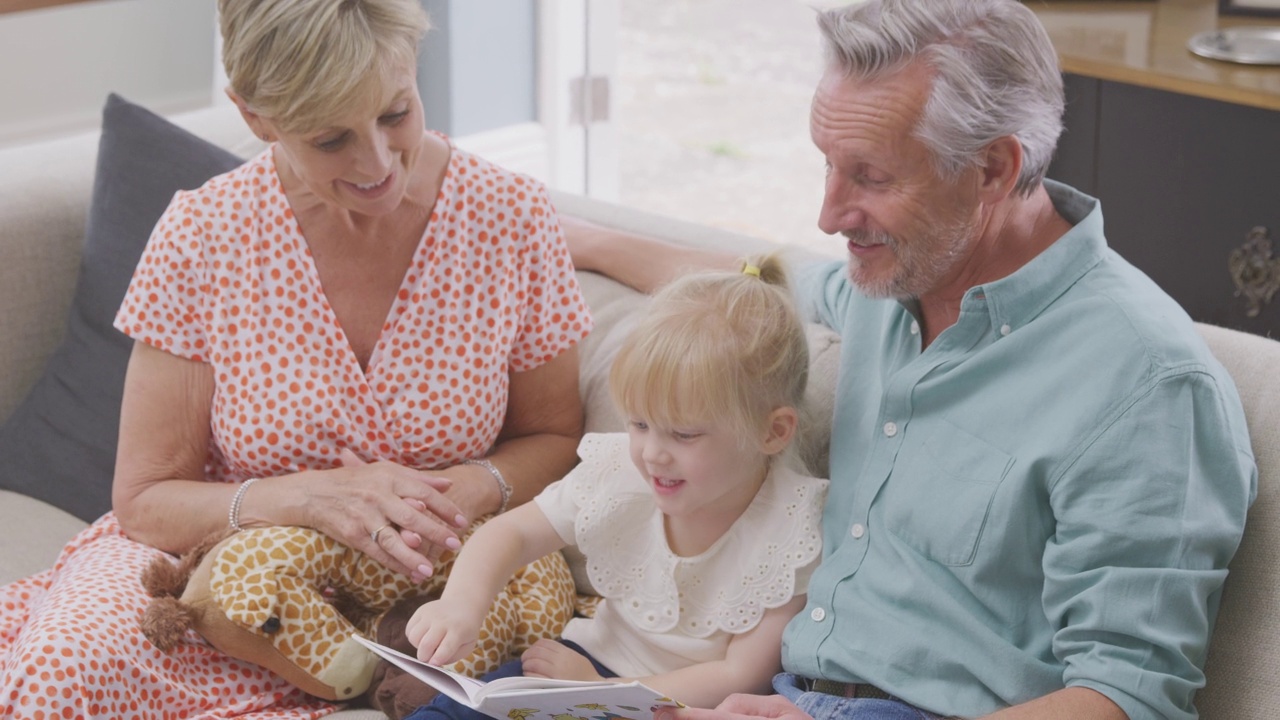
top-left (656, 693), bottom-right (812, 720)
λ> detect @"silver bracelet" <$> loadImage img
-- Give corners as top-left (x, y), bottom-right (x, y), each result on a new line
top-left (463, 458), bottom-right (512, 514)
top-left (228, 477), bottom-right (261, 532)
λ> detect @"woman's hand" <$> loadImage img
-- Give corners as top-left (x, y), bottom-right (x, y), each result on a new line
top-left (406, 596), bottom-right (487, 665)
top-left (299, 450), bottom-right (469, 580)
top-left (521, 639), bottom-right (603, 682)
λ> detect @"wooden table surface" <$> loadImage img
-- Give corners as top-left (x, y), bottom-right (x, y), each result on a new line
top-left (1028, 0), bottom-right (1280, 110)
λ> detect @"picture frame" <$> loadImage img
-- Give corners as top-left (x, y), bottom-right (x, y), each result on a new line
top-left (1220, 0), bottom-right (1280, 17)
top-left (1036, 10), bottom-right (1153, 66)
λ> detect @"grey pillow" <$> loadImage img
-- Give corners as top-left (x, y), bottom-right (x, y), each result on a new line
top-left (0, 94), bottom-right (244, 521)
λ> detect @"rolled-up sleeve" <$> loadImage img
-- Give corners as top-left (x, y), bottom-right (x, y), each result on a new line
top-left (1043, 369), bottom-right (1257, 720)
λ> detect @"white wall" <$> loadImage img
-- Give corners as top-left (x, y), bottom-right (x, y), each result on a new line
top-left (0, 0), bottom-right (217, 148)
top-left (0, 0), bottom-right (564, 185)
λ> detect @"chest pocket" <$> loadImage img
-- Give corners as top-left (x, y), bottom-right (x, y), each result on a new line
top-left (880, 418), bottom-right (1014, 566)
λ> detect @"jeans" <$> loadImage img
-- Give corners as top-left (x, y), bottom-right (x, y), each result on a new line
top-left (773, 674), bottom-right (952, 720)
top-left (403, 640), bottom-right (617, 720)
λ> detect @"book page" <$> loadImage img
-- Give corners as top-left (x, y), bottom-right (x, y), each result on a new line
top-left (352, 634), bottom-right (486, 705)
top-left (353, 634), bottom-right (684, 720)
top-left (352, 635), bottom-right (622, 697)
top-left (481, 674), bottom-right (630, 695)
top-left (480, 683), bottom-right (682, 720)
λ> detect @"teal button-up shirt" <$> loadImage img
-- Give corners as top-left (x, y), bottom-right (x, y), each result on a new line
top-left (782, 182), bottom-right (1256, 720)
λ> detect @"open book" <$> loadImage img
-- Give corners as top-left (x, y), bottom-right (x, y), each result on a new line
top-left (353, 635), bottom-right (683, 720)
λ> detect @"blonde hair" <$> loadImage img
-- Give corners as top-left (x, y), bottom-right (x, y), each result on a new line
top-left (609, 254), bottom-right (809, 456)
top-left (218, 0), bottom-right (430, 133)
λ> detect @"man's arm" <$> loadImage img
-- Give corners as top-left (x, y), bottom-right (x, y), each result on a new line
top-left (561, 214), bottom-right (737, 293)
top-left (1039, 371), bottom-right (1252, 720)
top-left (981, 687), bottom-right (1126, 719)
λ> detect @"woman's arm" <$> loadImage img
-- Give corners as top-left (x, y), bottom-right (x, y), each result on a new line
top-left (112, 341), bottom-right (462, 576)
top-left (454, 346), bottom-right (585, 519)
top-left (407, 501), bottom-right (568, 663)
top-left (979, 688), bottom-right (1126, 719)
top-left (561, 215), bottom-right (736, 294)
top-left (113, 340), bottom-right (221, 551)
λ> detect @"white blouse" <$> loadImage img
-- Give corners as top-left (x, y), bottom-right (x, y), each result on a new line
top-left (535, 433), bottom-right (828, 677)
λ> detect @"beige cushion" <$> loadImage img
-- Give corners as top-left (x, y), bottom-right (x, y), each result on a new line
top-left (1195, 323), bottom-right (1280, 718)
top-left (0, 491), bottom-right (88, 586)
top-left (0, 134), bottom-right (98, 423)
top-left (0, 103), bottom-right (263, 425)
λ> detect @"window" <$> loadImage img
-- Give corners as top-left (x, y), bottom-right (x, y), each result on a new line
top-left (613, 0), bottom-right (841, 257)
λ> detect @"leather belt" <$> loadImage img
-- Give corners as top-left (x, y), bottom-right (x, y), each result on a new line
top-left (806, 679), bottom-right (962, 719)
top-left (807, 678), bottom-right (894, 700)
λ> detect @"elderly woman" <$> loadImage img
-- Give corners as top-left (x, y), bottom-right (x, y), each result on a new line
top-left (0, 0), bottom-right (591, 717)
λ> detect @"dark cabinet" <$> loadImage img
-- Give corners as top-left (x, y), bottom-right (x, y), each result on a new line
top-left (1049, 73), bottom-right (1280, 338)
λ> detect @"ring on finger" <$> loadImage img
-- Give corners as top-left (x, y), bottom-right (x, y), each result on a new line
top-left (371, 523), bottom-right (394, 545)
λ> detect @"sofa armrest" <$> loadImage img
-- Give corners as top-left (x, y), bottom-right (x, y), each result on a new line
top-left (0, 490), bottom-right (88, 585)
top-left (550, 189), bottom-right (828, 263)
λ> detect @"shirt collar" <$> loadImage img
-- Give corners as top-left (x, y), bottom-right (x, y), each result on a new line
top-left (951, 180), bottom-right (1108, 337)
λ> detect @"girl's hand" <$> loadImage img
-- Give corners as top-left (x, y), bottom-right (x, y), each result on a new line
top-left (406, 597), bottom-right (486, 665)
top-left (520, 638), bottom-right (604, 682)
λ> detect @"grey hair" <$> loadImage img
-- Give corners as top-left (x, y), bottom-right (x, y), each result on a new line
top-left (817, 0), bottom-right (1064, 196)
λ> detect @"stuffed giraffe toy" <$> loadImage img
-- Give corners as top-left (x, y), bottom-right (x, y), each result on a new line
top-left (140, 521), bottom-right (576, 707)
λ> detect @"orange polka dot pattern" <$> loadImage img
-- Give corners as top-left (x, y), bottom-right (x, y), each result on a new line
top-left (114, 142), bottom-right (592, 483)
top-left (2, 515), bottom-right (332, 719)
top-left (0, 142), bottom-right (592, 718)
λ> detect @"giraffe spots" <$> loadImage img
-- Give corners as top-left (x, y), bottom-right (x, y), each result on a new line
top-left (206, 523), bottom-right (576, 698)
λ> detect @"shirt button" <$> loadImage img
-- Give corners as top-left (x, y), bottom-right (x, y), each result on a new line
top-left (850, 523), bottom-right (865, 539)
top-left (883, 421), bottom-right (898, 437)
top-left (909, 321), bottom-right (920, 336)
top-left (1000, 323), bottom-right (1012, 336)
top-left (810, 607), bottom-right (826, 622)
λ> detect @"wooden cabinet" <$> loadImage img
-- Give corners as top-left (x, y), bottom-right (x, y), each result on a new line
top-left (1049, 75), bottom-right (1280, 335)
top-left (1030, 0), bottom-right (1280, 337)
top-left (1048, 73), bottom-right (1280, 337)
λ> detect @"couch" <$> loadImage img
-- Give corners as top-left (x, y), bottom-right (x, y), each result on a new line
top-left (0, 101), bottom-right (1276, 719)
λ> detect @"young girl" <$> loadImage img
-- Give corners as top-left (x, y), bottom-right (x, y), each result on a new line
top-left (403, 255), bottom-right (828, 716)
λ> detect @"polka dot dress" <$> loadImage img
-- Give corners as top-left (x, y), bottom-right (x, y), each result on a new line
top-left (0, 140), bottom-right (592, 719)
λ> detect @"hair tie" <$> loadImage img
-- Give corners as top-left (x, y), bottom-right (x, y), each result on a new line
top-left (742, 263), bottom-right (762, 277)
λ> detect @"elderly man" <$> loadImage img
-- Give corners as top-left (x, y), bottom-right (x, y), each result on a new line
top-left (564, 1), bottom-right (1256, 719)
